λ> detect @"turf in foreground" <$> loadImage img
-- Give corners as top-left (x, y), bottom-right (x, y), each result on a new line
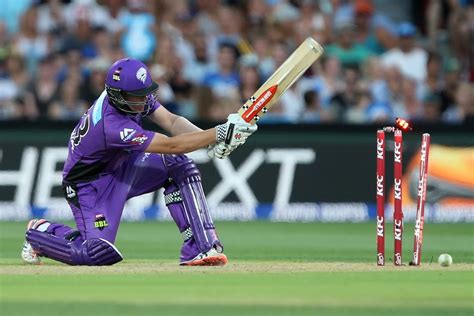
top-left (0, 222), bottom-right (473, 316)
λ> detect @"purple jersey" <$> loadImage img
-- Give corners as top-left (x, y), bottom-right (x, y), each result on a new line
top-left (62, 91), bottom-right (160, 184)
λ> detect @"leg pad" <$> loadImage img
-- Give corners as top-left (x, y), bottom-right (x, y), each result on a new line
top-left (164, 154), bottom-right (223, 255)
top-left (26, 229), bottom-right (123, 266)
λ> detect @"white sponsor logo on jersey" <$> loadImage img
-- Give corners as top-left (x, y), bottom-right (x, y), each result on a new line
top-left (131, 135), bottom-right (148, 145)
top-left (120, 128), bottom-right (136, 141)
top-left (66, 185), bottom-right (76, 199)
top-left (136, 67), bottom-right (147, 83)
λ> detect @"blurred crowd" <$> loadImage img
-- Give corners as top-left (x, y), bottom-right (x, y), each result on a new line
top-left (0, 0), bottom-right (472, 124)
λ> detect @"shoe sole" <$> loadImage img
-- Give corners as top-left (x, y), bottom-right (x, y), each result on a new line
top-left (22, 219), bottom-right (45, 265)
top-left (21, 242), bottom-right (42, 265)
top-left (180, 254), bottom-right (228, 266)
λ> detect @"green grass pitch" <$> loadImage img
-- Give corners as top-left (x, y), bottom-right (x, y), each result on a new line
top-left (1, 221), bottom-right (473, 316)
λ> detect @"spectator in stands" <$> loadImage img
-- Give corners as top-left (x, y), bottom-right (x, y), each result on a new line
top-left (120, 0), bottom-right (156, 62)
top-left (0, 0), bottom-right (31, 35)
top-left (238, 54), bottom-right (261, 104)
top-left (0, 0), bottom-right (471, 125)
top-left (13, 6), bottom-right (50, 73)
top-left (278, 85), bottom-right (305, 123)
top-left (353, 0), bottom-right (395, 54)
top-left (207, 94), bottom-right (240, 122)
top-left (150, 63), bottom-right (175, 107)
top-left (421, 51), bottom-right (455, 115)
top-left (441, 58), bottom-right (462, 114)
top-left (0, 22), bottom-right (9, 57)
top-left (447, 1), bottom-right (473, 80)
top-left (400, 78), bottom-right (423, 120)
top-left (201, 42), bottom-right (240, 100)
top-left (81, 57), bottom-right (110, 104)
top-left (443, 82), bottom-right (474, 124)
top-left (0, 54), bottom-right (21, 119)
top-left (318, 56), bottom-right (344, 107)
top-left (169, 54), bottom-right (196, 119)
top-left (195, 85), bottom-right (215, 120)
top-left (325, 21), bottom-right (373, 68)
top-left (268, 41), bottom-right (290, 74)
top-left (57, 47), bottom-right (88, 84)
top-left (49, 78), bottom-right (87, 120)
top-left (248, 34), bottom-right (274, 80)
top-left (23, 55), bottom-right (59, 119)
top-left (384, 66), bottom-right (403, 117)
top-left (329, 66), bottom-right (361, 120)
top-left (381, 22), bottom-right (427, 82)
top-left (102, 0), bottom-right (129, 34)
top-left (295, 0), bottom-right (330, 44)
top-left (37, 0), bottom-right (66, 36)
top-left (356, 75), bottom-right (392, 123)
top-left (165, 3), bottom-right (198, 73)
top-left (422, 92), bottom-right (443, 122)
top-left (194, 0), bottom-right (221, 38)
top-left (331, 0), bottom-right (354, 30)
top-left (91, 26), bottom-right (115, 61)
top-left (426, 0), bottom-right (455, 48)
top-left (63, 0), bottom-right (110, 32)
top-left (298, 55), bottom-right (342, 116)
top-left (269, 0), bottom-right (300, 44)
top-left (245, 0), bottom-right (268, 37)
top-left (422, 51), bottom-right (443, 96)
top-left (302, 90), bottom-right (332, 123)
top-left (266, 41), bottom-right (306, 122)
top-left (345, 88), bottom-right (372, 123)
top-left (183, 32), bottom-right (213, 85)
top-left (363, 57), bottom-right (389, 104)
top-left (153, 32), bottom-right (176, 78)
top-left (5, 53), bottom-right (30, 96)
top-left (213, 5), bottom-right (244, 57)
top-left (61, 14), bottom-right (98, 59)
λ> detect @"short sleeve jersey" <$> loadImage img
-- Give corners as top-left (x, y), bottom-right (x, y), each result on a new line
top-left (62, 91), bottom-right (160, 184)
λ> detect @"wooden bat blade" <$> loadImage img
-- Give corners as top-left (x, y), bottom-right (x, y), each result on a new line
top-left (239, 37), bottom-right (323, 123)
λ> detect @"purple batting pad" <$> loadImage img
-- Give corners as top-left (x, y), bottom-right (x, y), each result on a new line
top-left (164, 181), bottom-right (206, 261)
top-left (163, 155), bottom-right (223, 255)
top-left (26, 229), bottom-right (123, 265)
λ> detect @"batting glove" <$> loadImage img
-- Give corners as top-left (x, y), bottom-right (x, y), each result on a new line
top-left (215, 113), bottom-right (257, 147)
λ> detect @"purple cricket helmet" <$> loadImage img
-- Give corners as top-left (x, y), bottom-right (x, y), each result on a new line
top-left (105, 58), bottom-right (159, 115)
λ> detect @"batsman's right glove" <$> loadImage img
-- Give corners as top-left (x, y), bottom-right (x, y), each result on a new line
top-left (211, 113), bottom-right (257, 159)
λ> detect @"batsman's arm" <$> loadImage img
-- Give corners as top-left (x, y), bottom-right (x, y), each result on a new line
top-left (150, 106), bottom-right (202, 135)
top-left (145, 129), bottom-right (216, 154)
top-left (147, 107), bottom-right (257, 154)
top-left (145, 114), bottom-right (257, 154)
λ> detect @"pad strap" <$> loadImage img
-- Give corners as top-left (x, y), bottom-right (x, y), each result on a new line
top-left (181, 227), bottom-right (193, 242)
top-left (164, 191), bottom-right (183, 205)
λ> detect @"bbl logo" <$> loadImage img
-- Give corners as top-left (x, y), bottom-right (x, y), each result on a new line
top-left (94, 214), bottom-right (108, 230)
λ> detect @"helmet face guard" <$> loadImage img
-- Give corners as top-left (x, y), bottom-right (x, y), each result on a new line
top-left (106, 82), bottom-right (159, 116)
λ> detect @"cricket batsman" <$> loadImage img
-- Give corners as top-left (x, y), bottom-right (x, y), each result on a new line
top-left (21, 58), bottom-right (257, 266)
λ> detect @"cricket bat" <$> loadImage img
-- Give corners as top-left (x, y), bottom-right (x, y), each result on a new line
top-left (239, 37), bottom-right (324, 124)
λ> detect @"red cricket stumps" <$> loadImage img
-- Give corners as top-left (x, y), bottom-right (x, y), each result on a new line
top-left (393, 130), bottom-right (403, 266)
top-left (411, 133), bottom-right (431, 266)
top-left (376, 130), bottom-right (385, 266)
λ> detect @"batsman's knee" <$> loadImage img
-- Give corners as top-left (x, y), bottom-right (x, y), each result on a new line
top-left (163, 154), bottom-right (201, 184)
top-left (72, 238), bottom-right (123, 266)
